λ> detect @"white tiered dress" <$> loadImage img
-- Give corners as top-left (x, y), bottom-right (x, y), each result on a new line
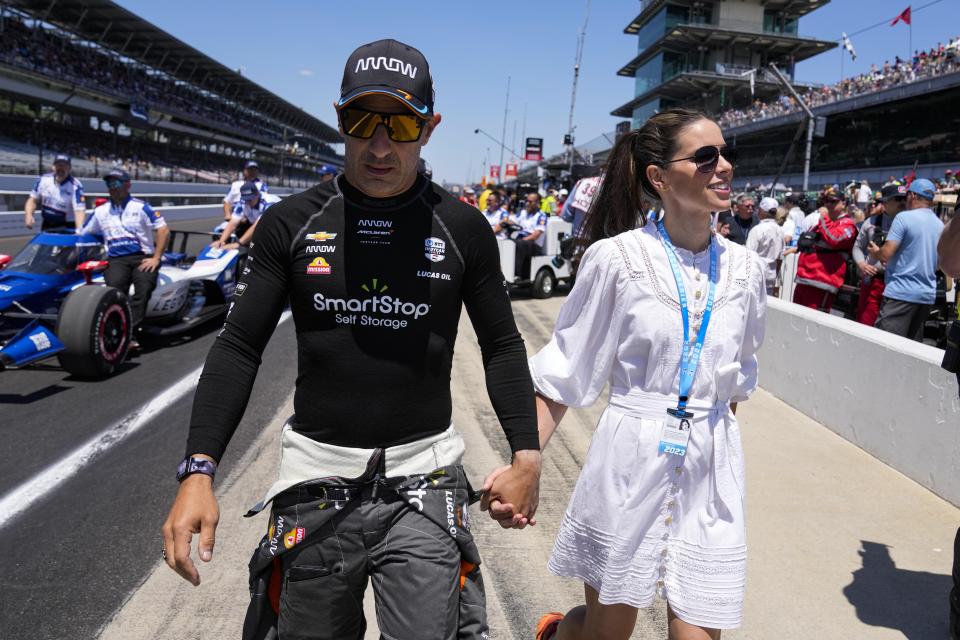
top-left (530, 222), bottom-right (766, 629)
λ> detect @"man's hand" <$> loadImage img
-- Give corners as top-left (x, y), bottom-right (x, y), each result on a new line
top-left (210, 239), bottom-right (225, 249)
top-left (139, 257), bottom-right (160, 272)
top-left (24, 213), bottom-right (34, 230)
top-left (858, 261), bottom-right (879, 278)
top-left (480, 449), bottom-right (541, 529)
top-left (867, 241), bottom-right (881, 260)
top-left (223, 242), bottom-right (240, 251)
top-left (161, 473), bottom-right (219, 586)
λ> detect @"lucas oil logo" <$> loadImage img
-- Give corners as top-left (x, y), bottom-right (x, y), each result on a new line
top-left (306, 257), bottom-right (331, 275)
top-left (424, 237), bottom-right (445, 263)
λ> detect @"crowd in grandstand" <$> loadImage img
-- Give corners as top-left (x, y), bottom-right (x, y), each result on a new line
top-left (719, 37), bottom-right (960, 129)
top-left (0, 15), bottom-right (281, 138)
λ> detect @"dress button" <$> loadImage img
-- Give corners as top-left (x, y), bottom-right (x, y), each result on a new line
top-left (665, 516), bottom-right (673, 525)
top-left (657, 579), bottom-right (664, 587)
top-left (661, 549), bottom-right (668, 557)
top-left (695, 273), bottom-right (702, 281)
top-left (695, 290), bottom-right (702, 299)
top-left (667, 500), bottom-right (675, 508)
top-left (675, 467), bottom-right (683, 475)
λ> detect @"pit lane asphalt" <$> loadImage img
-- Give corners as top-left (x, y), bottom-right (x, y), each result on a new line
top-left (0, 217), bottom-right (299, 639)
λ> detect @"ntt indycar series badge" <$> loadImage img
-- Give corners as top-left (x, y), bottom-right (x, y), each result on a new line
top-left (314, 279), bottom-right (431, 329)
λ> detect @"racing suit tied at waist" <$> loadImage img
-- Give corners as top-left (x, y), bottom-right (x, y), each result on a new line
top-left (255, 421), bottom-right (466, 511)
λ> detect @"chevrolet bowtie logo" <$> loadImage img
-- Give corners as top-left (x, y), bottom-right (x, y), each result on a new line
top-left (305, 231), bottom-right (338, 242)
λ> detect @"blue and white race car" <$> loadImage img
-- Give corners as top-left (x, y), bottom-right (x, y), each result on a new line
top-left (0, 230), bottom-right (240, 378)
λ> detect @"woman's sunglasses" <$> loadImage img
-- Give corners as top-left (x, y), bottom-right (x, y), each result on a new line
top-left (338, 107), bottom-right (426, 143)
top-left (663, 145), bottom-right (737, 174)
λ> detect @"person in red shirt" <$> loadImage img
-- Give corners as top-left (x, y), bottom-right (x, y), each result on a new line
top-left (793, 185), bottom-right (857, 312)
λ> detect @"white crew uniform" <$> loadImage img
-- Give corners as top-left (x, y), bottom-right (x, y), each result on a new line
top-left (30, 173), bottom-right (85, 228)
top-left (746, 218), bottom-right (785, 293)
top-left (516, 210), bottom-right (548, 249)
top-left (483, 208), bottom-right (509, 239)
top-left (224, 179), bottom-right (269, 208)
top-left (231, 193), bottom-right (281, 225)
top-left (530, 224), bottom-right (766, 629)
top-left (83, 196), bottom-right (166, 257)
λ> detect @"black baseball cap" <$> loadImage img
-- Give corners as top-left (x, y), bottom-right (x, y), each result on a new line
top-left (881, 182), bottom-right (908, 201)
top-left (337, 39), bottom-right (434, 118)
top-left (53, 153), bottom-right (71, 165)
top-left (244, 159), bottom-right (259, 170)
top-left (239, 181), bottom-right (260, 201)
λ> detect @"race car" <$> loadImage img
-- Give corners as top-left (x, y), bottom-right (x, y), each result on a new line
top-left (0, 230), bottom-right (239, 378)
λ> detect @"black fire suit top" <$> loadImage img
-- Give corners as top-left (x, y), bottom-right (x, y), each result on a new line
top-left (186, 174), bottom-right (538, 461)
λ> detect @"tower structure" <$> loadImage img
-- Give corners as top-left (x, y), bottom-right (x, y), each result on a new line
top-left (612, 0), bottom-right (837, 127)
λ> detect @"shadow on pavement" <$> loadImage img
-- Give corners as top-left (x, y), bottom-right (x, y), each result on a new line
top-left (842, 539), bottom-right (952, 639)
top-left (0, 383), bottom-right (71, 404)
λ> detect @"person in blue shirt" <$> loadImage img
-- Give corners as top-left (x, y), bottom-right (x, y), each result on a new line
top-left (24, 154), bottom-right (86, 231)
top-left (869, 178), bottom-right (945, 341)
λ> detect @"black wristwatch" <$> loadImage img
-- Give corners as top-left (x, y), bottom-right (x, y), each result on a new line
top-left (176, 456), bottom-right (218, 483)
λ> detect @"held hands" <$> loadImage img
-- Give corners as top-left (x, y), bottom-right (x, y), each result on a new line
top-left (480, 449), bottom-right (541, 529)
top-left (161, 474), bottom-right (220, 586)
top-left (139, 256), bottom-right (160, 272)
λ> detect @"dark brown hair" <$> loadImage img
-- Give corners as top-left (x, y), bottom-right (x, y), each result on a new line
top-left (579, 108), bottom-right (709, 252)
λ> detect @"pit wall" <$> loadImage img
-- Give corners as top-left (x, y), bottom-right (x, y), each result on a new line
top-left (760, 297), bottom-right (960, 506)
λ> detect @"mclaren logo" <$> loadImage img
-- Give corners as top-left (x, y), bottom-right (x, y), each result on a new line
top-left (354, 56), bottom-right (418, 79)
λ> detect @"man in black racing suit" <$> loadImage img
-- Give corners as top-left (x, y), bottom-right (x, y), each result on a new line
top-left (161, 39), bottom-right (541, 640)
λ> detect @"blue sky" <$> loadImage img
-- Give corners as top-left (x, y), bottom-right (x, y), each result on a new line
top-left (116, 0), bottom-right (959, 184)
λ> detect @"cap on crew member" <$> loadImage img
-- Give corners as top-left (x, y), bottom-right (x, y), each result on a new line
top-left (239, 181), bottom-right (260, 201)
top-left (337, 39), bottom-right (434, 117)
top-left (103, 167), bottom-right (131, 182)
top-left (244, 160), bottom-right (259, 170)
top-left (53, 153), bottom-right (71, 165)
top-left (907, 178), bottom-right (936, 200)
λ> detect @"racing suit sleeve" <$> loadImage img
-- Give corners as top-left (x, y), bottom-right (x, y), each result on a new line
top-left (459, 210), bottom-right (539, 453)
top-left (818, 216), bottom-right (857, 251)
top-left (185, 208), bottom-right (292, 461)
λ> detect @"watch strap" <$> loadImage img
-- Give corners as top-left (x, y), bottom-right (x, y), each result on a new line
top-left (176, 456), bottom-right (218, 482)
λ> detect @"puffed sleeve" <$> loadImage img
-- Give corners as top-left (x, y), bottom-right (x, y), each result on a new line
top-left (529, 238), bottom-right (627, 407)
top-left (729, 252), bottom-right (767, 403)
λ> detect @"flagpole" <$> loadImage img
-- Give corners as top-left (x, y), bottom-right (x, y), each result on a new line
top-left (840, 38), bottom-right (844, 82)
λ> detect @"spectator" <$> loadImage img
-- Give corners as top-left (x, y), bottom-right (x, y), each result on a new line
top-left (793, 185), bottom-right (857, 312)
top-left (870, 178), bottom-right (945, 341)
top-left (482, 191), bottom-right (509, 239)
top-left (782, 192), bottom-right (807, 245)
top-left (942, 169), bottom-right (959, 194)
top-left (513, 193), bottom-right (548, 278)
top-left (852, 182), bottom-right (908, 326)
top-left (561, 175), bottom-right (603, 240)
top-left (726, 193), bottom-right (759, 245)
top-left (856, 180), bottom-right (873, 212)
top-left (746, 196), bottom-right (785, 295)
top-left (938, 201), bottom-right (960, 278)
top-left (541, 188), bottom-right (558, 216)
top-left (459, 186), bottom-right (478, 208)
top-left (715, 210), bottom-right (733, 238)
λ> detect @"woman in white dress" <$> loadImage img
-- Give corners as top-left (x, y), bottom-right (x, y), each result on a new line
top-left (531, 109), bottom-right (766, 640)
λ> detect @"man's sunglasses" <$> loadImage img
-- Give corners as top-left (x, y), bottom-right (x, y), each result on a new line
top-left (338, 107), bottom-right (426, 143)
top-left (663, 145), bottom-right (737, 174)
top-left (104, 179), bottom-right (126, 188)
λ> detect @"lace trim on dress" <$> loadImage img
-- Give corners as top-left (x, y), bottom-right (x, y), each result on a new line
top-left (613, 237), bottom-right (645, 281)
top-left (628, 230), bottom-right (737, 319)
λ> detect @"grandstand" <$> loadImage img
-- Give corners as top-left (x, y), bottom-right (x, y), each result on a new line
top-left (0, 0), bottom-right (342, 185)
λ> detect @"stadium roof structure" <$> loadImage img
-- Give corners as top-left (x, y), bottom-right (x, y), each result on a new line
top-left (623, 0), bottom-right (831, 34)
top-left (6, 0), bottom-right (341, 144)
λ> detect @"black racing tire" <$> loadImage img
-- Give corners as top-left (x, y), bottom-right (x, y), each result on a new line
top-left (56, 286), bottom-right (131, 379)
top-left (532, 268), bottom-right (556, 299)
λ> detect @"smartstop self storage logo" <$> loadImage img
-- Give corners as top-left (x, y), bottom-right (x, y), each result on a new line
top-left (313, 278), bottom-right (430, 330)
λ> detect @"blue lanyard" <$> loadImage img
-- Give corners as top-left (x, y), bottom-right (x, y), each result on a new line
top-left (656, 219), bottom-right (718, 414)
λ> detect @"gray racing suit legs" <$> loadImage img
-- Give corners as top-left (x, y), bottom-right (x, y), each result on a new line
top-left (242, 461), bottom-right (488, 640)
top-left (279, 487), bottom-right (461, 640)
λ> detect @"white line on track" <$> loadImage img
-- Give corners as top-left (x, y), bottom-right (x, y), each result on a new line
top-left (0, 311), bottom-right (291, 531)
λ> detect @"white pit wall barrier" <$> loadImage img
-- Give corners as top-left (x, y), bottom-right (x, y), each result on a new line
top-left (761, 297), bottom-right (960, 506)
